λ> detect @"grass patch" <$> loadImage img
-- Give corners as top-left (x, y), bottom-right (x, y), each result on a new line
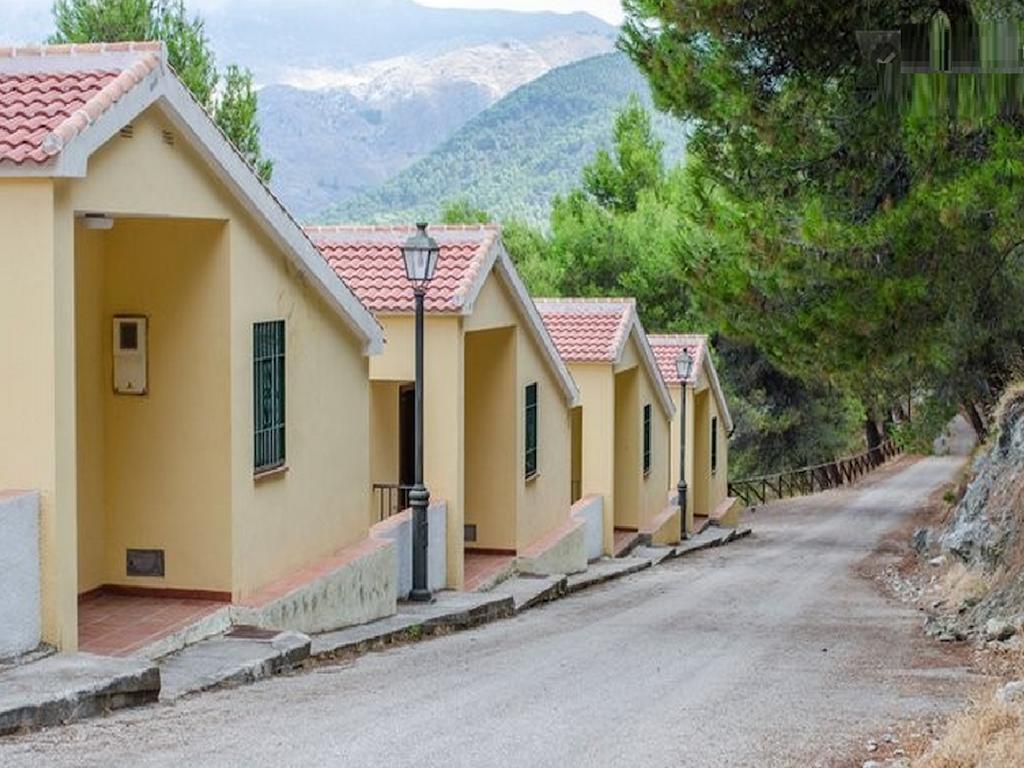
top-left (913, 692), bottom-right (1024, 767)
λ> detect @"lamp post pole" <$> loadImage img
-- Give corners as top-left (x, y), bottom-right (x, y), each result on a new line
top-left (402, 223), bottom-right (439, 604)
top-left (675, 349), bottom-right (694, 541)
top-left (409, 285), bottom-right (431, 602)
top-left (677, 382), bottom-right (689, 540)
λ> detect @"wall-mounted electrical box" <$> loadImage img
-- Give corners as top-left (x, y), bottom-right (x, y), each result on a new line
top-left (113, 316), bottom-right (148, 395)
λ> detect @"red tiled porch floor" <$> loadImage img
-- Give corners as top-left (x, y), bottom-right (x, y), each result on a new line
top-left (78, 593), bottom-right (226, 657)
top-left (463, 552), bottom-right (515, 592)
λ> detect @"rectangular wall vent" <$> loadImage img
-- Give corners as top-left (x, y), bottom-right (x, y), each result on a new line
top-left (162, 129), bottom-right (175, 146)
top-left (119, 125), bottom-right (134, 139)
top-left (464, 524), bottom-right (477, 543)
top-left (126, 548), bottom-right (165, 577)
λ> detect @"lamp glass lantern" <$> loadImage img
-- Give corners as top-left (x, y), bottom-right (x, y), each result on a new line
top-left (676, 349), bottom-right (695, 382)
top-left (402, 222), bottom-right (440, 289)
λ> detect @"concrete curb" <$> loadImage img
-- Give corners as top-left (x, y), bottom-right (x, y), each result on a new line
top-left (566, 557), bottom-right (652, 593)
top-left (0, 653), bottom-right (159, 736)
top-left (492, 575), bottom-right (568, 612)
top-left (158, 631), bottom-right (311, 702)
top-left (311, 594), bottom-right (515, 661)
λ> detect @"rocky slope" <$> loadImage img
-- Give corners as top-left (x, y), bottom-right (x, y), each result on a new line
top-left (936, 388), bottom-right (1024, 637)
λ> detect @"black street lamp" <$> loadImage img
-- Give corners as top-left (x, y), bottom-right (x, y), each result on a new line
top-left (401, 223), bottom-right (440, 603)
top-left (676, 349), bottom-right (694, 540)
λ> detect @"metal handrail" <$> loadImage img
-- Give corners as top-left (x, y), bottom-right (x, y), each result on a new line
top-left (728, 440), bottom-right (902, 507)
top-left (372, 483), bottom-right (413, 522)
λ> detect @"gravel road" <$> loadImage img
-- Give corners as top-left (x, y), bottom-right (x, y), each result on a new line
top-left (0, 456), bottom-right (977, 768)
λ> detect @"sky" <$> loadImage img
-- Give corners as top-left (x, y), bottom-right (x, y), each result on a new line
top-left (0, 0), bottom-right (624, 39)
top-left (417, 0), bottom-right (624, 24)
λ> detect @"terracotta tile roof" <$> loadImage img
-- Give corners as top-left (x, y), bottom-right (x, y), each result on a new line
top-left (533, 298), bottom-right (635, 363)
top-left (305, 224), bottom-right (500, 313)
top-left (0, 43), bottom-right (163, 165)
top-left (648, 334), bottom-right (708, 386)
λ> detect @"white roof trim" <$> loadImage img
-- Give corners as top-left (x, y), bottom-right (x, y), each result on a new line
top-left (616, 312), bottom-right (675, 421)
top-left (459, 237), bottom-right (580, 407)
top-left (696, 346), bottom-right (734, 434)
top-left (0, 46), bottom-right (384, 355)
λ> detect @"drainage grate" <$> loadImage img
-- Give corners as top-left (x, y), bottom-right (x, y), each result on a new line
top-left (225, 625), bottom-right (281, 641)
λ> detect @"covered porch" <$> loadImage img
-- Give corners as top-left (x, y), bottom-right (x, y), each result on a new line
top-left (74, 215), bottom-right (233, 653)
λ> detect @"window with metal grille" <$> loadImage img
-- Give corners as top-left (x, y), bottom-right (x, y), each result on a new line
top-left (525, 382), bottom-right (538, 479)
top-left (711, 415), bottom-right (719, 474)
top-left (643, 403), bottom-right (652, 475)
top-left (253, 320), bottom-right (285, 473)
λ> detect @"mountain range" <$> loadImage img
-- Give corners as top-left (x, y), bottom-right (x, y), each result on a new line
top-left (258, 30), bottom-right (616, 217)
top-left (325, 52), bottom-right (687, 226)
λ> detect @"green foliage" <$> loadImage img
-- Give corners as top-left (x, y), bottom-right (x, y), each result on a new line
top-left (621, 0), bottom-right (1024, 443)
top-left (494, 98), bottom-right (863, 475)
top-left (49, 0), bottom-right (272, 182)
top-left (216, 64), bottom-right (273, 182)
top-left (890, 398), bottom-right (959, 454)
top-left (440, 199), bottom-right (491, 225)
top-left (327, 53), bottom-right (686, 227)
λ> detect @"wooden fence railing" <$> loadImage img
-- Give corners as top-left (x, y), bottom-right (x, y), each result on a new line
top-left (727, 440), bottom-right (902, 507)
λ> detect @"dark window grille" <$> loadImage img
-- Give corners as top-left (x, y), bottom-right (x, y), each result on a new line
top-left (643, 403), bottom-right (652, 475)
top-left (254, 320), bottom-right (285, 473)
top-left (525, 383), bottom-right (538, 478)
top-left (711, 415), bottom-right (719, 474)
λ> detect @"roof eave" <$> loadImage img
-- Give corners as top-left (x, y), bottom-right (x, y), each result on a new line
top-left (0, 49), bottom-right (384, 355)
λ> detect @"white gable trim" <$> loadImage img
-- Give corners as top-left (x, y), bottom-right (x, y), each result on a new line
top-left (0, 50), bottom-right (384, 355)
top-left (459, 238), bottom-right (580, 407)
top-left (616, 313), bottom-right (675, 421)
top-left (696, 347), bottom-right (734, 434)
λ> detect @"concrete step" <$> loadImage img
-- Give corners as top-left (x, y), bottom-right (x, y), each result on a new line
top-left (0, 653), bottom-right (159, 736)
top-left (566, 557), bottom-right (651, 593)
top-left (491, 574), bottom-right (567, 612)
top-left (157, 629), bottom-right (310, 702)
top-left (311, 592), bottom-right (514, 660)
top-left (632, 545), bottom-right (676, 566)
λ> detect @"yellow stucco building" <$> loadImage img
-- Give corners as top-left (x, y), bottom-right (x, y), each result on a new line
top-left (0, 43), bottom-right (389, 652)
top-left (649, 335), bottom-right (737, 532)
top-left (535, 299), bottom-right (677, 555)
top-left (308, 225), bottom-right (586, 590)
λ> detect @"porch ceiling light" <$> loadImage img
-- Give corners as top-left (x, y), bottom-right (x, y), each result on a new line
top-left (401, 222), bottom-right (440, 289)
top-left (80, 213), bottom-right (114, 230)
top-left (675, 348), bottom-right (695, 382)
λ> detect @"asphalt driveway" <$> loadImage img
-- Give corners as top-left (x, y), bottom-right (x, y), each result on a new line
top-left (0, 456), bottom-right (975, 768)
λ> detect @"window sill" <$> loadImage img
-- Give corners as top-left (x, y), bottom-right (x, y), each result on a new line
top-left (254, 464), bottom-right (288, 483)
top-left (525, 471), bottom-right (541, 484)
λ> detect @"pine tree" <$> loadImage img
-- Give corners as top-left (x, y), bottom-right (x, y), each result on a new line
top-left (50, 0), bottom-right (272, 182)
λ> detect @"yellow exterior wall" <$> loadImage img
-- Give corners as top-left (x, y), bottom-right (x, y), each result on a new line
top-left (464, 273), bottom-right (573, 552)
top-left (74, 227), bottom-right (107, 594)
top-left (570, 363), bottom-right (616, 555)
top-left (637, 356), bottom-right (671, 530)
top-left (613, 366), bottom-right (640, 529)
top-left (693, 390), bottom-right (712, 516)
top-left (0, 178), bottom-right (78, 650)
top-left (73, 219), bottom-right (232, 593)
top-left (464, 327), bottom-right (517, 549)
top-left (65, 106), bottom-right (372, 603)
top-left (370, 268), bottom-right (574, 575)
top-left (372, 314), bottom-right (464, 588)
top-left (227, 201), bottom-right (371, 602)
